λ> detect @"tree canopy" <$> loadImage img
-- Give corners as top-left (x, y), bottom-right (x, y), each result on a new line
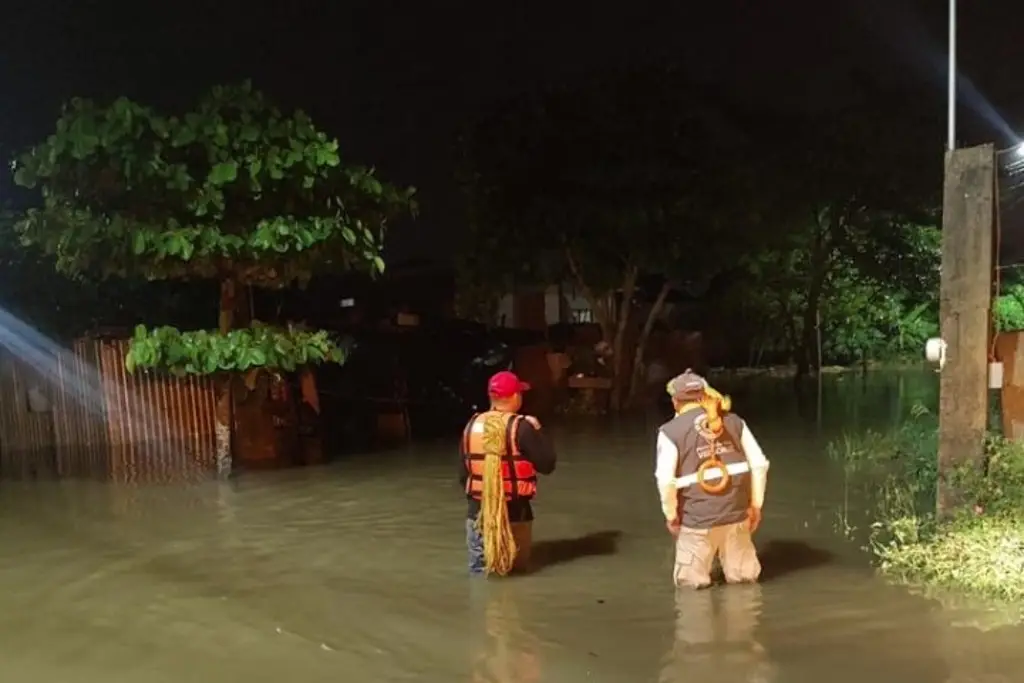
top-left (719, 99), bottom-right (943, 374)
top-left (455, 74), bottom-right (947, 391)
top-left (456, 70), bottom-right (773, 404)
top-left (11, 81), bottom-right (416, 379)
top-left (13, 81), bottom-right (415, 288)
top-left (457, 70), bottom-right (762, 296)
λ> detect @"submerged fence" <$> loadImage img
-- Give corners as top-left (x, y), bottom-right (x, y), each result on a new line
top-left (0, 338), bottom-right (217, 482)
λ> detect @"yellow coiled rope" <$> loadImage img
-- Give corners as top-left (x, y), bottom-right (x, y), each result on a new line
top-left (700, 384), bottom-right (731, 437)
top-left (475, 413), bottom-right (518, 576)
top-left (673, 382), bottom-right (734, 495)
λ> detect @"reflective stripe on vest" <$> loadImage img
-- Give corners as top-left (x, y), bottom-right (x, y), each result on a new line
top-left (674, 460), bottom-right (751, 488)
top-left (462, 411), bottom-right (538, 501)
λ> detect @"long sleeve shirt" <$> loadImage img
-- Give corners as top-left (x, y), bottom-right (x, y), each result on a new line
top-left (654, 419), bottom-right (770, 523)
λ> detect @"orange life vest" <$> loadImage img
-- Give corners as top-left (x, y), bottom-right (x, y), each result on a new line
top-left (461, 411), bottom-right (538, 501)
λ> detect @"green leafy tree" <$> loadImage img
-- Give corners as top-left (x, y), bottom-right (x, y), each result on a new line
top-left (995, 281), bottom-right (1024, 332)
top-left (457, 70), bottom-right (763, 408)
top-left (726, 97), bottom-right (941, 375)
top-left (12, 82), bottom-right (415, 473)
top-left (820, 253), bottom-right (940, 366)
top-left (728, 221), bottom-right (940, 369)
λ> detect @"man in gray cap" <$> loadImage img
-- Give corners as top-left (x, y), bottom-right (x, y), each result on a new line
top-left (654, 370), bottom-right (770, 588)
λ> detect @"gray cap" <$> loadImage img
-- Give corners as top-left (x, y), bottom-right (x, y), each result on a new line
top-left (666, 369), bottom-right (707, 400)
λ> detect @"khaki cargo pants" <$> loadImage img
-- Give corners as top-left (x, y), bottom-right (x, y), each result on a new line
top-left (674, 521), bottom-right (761, 588)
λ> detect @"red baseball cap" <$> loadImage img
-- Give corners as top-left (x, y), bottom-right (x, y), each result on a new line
top-left (488, 370), bottom-right (531, 398)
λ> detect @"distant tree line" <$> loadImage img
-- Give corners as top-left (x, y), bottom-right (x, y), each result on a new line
top-left (451, 67), bottom-right (959, 407)
top-left (3, 68), bottom-right (1022, 421)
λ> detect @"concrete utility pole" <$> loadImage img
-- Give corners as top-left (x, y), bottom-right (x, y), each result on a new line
top-left (936, 144), bottom-right (994, 516)
top-left (933, 0), bottom-right (1000, 516)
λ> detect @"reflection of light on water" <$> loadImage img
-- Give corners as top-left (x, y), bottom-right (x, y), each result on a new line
top-left (661, 585), bottom-right (775, 683)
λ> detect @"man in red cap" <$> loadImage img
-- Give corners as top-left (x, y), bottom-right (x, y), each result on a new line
top-left (459, 370), bottom-right (557, 575)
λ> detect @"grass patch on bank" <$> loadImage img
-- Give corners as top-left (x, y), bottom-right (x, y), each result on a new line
top-left (831, 408), bottom-right (1024, 601)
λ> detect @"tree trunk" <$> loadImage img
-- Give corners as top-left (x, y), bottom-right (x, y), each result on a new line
top-left (796, 304), bottom-right (816, 380)
top-left (215, 278), bottom-right (238, 478)
top-left (563, 247), bottom-right (636, 411)
top-left (796, 269), bottom-right (827, 381)
top-left (779, 305), bottom-right (800, 370)
top-left (627, 281), bottom-right (672, 408)
top-left (609, 267), bottom-right (639, 411)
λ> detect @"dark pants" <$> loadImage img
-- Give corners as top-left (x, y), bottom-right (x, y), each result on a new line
top-left (466, 518), bottom-right (533, 575)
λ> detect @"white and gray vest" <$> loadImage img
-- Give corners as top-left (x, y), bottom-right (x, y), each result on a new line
top-left (660, 408), bottom-right (750, 529)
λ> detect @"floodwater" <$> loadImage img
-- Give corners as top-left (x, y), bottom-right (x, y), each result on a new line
top-left (0, 370), bottom-right (1021, 682)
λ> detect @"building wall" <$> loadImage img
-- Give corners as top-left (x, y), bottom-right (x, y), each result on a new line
top-left (497, 283), bottom-right (593, 328)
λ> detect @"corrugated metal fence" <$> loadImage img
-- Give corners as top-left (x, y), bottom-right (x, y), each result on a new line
top-left (0, 338), bottom-right (217, 482)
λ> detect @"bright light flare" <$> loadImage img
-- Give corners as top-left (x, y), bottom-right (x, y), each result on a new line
top-left (0, 306), bottom-right (195, 481)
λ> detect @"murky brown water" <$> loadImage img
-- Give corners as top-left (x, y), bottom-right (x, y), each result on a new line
top-left (0, 371), bottom-right (1020, 682)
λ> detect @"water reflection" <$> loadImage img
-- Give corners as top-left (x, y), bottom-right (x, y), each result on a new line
top-left (470, 583), bottom-right (543, 683)
top-left (661, 585), bottom-right (774, 683)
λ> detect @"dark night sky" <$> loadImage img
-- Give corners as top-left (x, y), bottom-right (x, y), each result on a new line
top-left (1, 0), bottom-right (1021, 262)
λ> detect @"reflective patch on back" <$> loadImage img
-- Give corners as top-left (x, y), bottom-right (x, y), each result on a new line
top-left (472, 421), bottom-right (485, 433)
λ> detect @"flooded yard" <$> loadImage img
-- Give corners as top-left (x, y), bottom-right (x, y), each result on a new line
top-left (0, 370), bottom-right (1019, 682)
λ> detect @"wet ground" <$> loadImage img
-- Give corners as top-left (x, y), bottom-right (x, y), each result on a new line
top-left (0, 370), bottom-right (1021, 682)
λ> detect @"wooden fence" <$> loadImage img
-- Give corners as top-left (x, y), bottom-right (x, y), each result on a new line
top-left (0, 338), bottom-right (218, 482)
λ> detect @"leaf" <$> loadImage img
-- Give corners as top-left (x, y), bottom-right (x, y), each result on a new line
top-left (208, 161), bottom-right (238, 185)
top-left (124, 325), bottom-right (346, 376)
top-left (12, 167), bottom-right (36, 188)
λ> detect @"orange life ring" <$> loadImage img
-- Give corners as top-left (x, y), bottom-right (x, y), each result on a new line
top-left (696, 457), bottom-right (730, 494)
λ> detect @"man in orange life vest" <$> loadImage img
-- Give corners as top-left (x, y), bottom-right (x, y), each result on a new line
top-left (655, 370), bottom-right (770, 588)
top-left (460, 371), bottom-right (557, 575)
